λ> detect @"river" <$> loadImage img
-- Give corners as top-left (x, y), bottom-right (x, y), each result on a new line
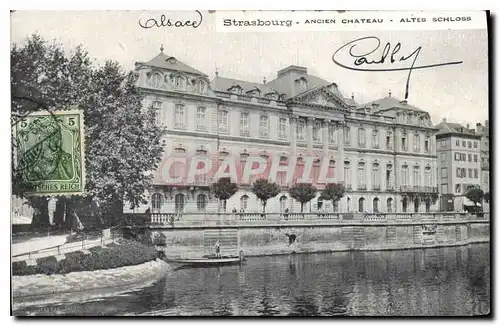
top-left (13, 244), bottom-right (490, 316)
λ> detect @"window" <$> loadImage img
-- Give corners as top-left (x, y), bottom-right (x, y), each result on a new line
top-left (357, 162), bottom-right (366, 189)
top-left (455, 184), bottom-right (461, 194)
top-left (441, 152), bottom-right (447, 162)
top-left (344, 162), bottom-right (352, 186)
top-left (196, 107), bottom-right (207, 131)
top-left (372, 130), bottom-right (379, 148)
top-left (413, 134), bottom-right (420, 152)
top-left (151, 193), bottom-right (163, 213)
top-left (219, 110), bottom-right (229, 133)
top-left (344, 127), bottom-right (351, 145)
top-left (462, 168), bottom-right (466, 178)
top-left (424, 167), bottom-right (431, 186)
top-left (278, 118), bottom-right (287, 139)
top-left (402, 197), bottom-right (408, 213)
top-left (279, 196), bottom-right (287, 212)
top-left (386, 131), bottom-right (393, 149)
top-left (358, 128), bottom-right (366, 147)
top-left (151, 73), bottom-right (163, 88)
top-left (401, 165), bottom-right (409, 185)
top-left (474, 142), bottom-right (478, 148)
top-left (401, 134), bottom-right (407, 151)
top-left (474, 169), bottom-right (478, 179)
top-left (313, 121), bottom-right (321, 142)
top-left (456, 139), bottom-right (460, 147)
top-left (372, 163), bottom-right (380, 189)
top-left (239, 113), bottom-right (249, 136)
top-left (387, 198), bottom-right (393, 213)
top-left (240, 195), bottom-right (249, 211)
top-left (373, 198), bottom-right (379, 213)
top-left (441, 184), bottom-right (449, 194)
top-left (174, 104), bottom-right (185, 128)
top-left (153, 101), bottom-right (162, 125)
top-left (441, 167), bottom-right (448, 178)
top-left (468, 154), bottom-right (472, 162)
top-left (456, 168), bottom-right (461, 178)
top-left (175, 194), bottom-right (185, 213)
top-left (175, 76), bottom-right (185, 90)
top-left (328, 124), bottom-right (336, 145)
top-left (297, 119), bottom-right (306, 141)
top-left (198, 80), bottom-right (207, 94)
top-left (468, 168), bottom-right (472, 178)
top-left (260, 115), bottom-right (269, 137)
top-left (425, 198), bottom-right (431, 212)
top-left (197, 194), bottom-right (207, 211)
top-left (424, 137), bottom-right (430, 152)
top-left (413, 166), bottom-right (420, 186)
top-left (454, 153), bottom-right (459, 161)
top-left (386, 165), bottom-right (393, 189)
top-left (462, 141), bottom-right (466, 147)
top-left (468, 141), bottom-right (472, 148)
top-left (358, 197), bottom-right (365, 212)
top-left (474, 154), bottom-right (478, 162)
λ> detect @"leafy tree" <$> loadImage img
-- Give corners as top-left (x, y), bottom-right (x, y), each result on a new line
top-left (211, 177), bottom-right (238, 212)
top-left (11, 34), bottom-right (165, 229)
top-left (464, 185), bottom-right (485, 210)
top-left (484, 192), bottom-right (490, 203)
top-left (289, 183), bottom-right (317, 213)
top-left (251, 178), bottom-right (281, 213)
top-left (320, 183), bottom-right (346, 212)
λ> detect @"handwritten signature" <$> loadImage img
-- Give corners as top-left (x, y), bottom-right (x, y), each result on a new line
top-left (139, 10), bottom-right (203, 29)
top-left (332, 36), bottom-right (463, 99)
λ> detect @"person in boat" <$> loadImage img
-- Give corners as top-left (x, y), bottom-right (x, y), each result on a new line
top-left (214, 240), bottom-right (221, 258)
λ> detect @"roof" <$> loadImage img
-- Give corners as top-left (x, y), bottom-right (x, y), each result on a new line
top-left (435, 120), bottom-right (481, 137)
top-left (136, 52), bottom-right (208, 77)
top-left (210, 76), bottom-right (276, 95)
top-left (359, 96), bottom-right (426, 114)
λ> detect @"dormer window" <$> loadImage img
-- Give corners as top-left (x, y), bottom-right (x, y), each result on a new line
top-left (197, 80), bottom-right (207, 94)
top-left (229, 85), bottom-right (243, 94)
top-left (296, 77), bottom-right (307, 91)
top-left (166, 56), bottom-right (177, 64)
top-left (150, 73), bottom-right (163, 88)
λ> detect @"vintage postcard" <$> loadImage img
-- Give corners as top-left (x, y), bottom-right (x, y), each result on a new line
top-left (10, 10), bottom-right (490, 317)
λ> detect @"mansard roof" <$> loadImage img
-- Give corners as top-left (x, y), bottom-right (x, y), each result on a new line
top-left (359, 96), bottom-right (426, 114)
top-left (136, 51), bottom-right (208, 77)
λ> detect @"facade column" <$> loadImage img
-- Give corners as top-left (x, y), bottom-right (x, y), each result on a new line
top-left (290, 115), bottom-right (297, 157)
top-left (306, 117), bottom-right (314, 153)
top-left (322, 120), bottom-right (329, 156)
top-left (337, 121), bottom-right (345, 184)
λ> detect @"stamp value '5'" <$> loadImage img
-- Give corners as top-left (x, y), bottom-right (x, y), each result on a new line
top-left (13, 110), bottom-right (85, 196)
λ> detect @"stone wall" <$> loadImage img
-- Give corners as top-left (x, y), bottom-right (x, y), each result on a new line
top-left (155, 219), bottom-right (489, 257)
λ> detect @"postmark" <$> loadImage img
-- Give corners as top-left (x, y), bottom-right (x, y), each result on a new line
top-left (13, 110), bottom-right (85, 196)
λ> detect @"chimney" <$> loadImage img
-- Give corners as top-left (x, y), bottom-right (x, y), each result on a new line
top-left (466, 123), bottom-right (470, 129)
top-left (388, 89), bottom-right (392, 97)
top-left (263, 77), bottom-right (267, 84)
top-left (442, 117), bottom-right (447, 123)
top-left (351, 92), bottom-right (354, 100)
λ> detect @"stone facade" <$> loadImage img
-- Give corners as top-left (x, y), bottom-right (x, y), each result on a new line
top-left (127, 48), bottom-right (440, 215)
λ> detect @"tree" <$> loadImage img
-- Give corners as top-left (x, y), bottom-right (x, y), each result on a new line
top-left (320, 183), bottom-right (346, 212)
top-left (211, 177), bottom-right (238, 212)
top-left (11, 35), bottom-right (165, 229)
top-left (289, 183), bottom-right (317, 213)
top-left (251, 178), bottom-right (281, 213)
top-left (464, 185), bottom-right (485, 211)
top-left (484, 192), bottom-right (490, 203)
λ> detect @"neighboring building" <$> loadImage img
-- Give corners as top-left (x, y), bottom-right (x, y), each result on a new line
top-left (476, 120), bottom-right (490, 193)
top-left (127, 47), bottom-right (440, 214)
top-left (435, 119), bottom-right (482, 211)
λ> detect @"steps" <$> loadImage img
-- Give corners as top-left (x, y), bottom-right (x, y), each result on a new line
top-left (203, 229), bottom-right (239, 257)
top-left (352, 226), bottom-right (365, 248)
top-left (386, 226), bottom-right (397, 244)
top-left (436, 225), bottom-right (444, 243)
top-left (413, 225), bottom-right (423, 244)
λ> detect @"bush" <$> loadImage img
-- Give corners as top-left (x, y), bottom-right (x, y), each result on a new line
top-left (12, 239), bottom-right (158, 276)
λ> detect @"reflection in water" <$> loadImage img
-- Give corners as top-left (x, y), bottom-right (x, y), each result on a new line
top-left (14, 244), bottom-right (490, 316)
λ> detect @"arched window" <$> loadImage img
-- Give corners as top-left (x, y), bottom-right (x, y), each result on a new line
top-left (347, 197), bottom-right (351, 212)
top-left (317, 197), bottom-right (324, 211)
top-left (344, 161), bottom-right (352, 189)
top-left (151, 73), bottom-right (163, 88)
top-left (198, 80), bottom-right (207, 94)
top-left (151, 193), bottom-right (163, 213)
top-left (425, 198), bottom-right (431, 212)
top-left (240, 195), bottom-right (249, 212)
top-left (372, 163), bottom-right (380, 189)
top-left (413, 166), bottom-right (420, 187)
top-left (197, 194), bottom-right (207, 211)
top-left (373, 197), bottom-right (380, 213)
top-left (402, 197), bottom-right (408, 213)
top-left (358, 197), bottom-right (365, 212)
top-left (357, 162), bottom-right (366, 189)
top-left (175, 76), bottom-right (185, 90)
top-left (387, 198), bottom-right (393, 213)
top-left (279, 195), bottom-right (287, 212)
top-left (175, 194), bottom-right (185, 213)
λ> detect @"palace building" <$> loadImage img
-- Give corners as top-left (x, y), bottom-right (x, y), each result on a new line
top-left (126, 47), bottom-right (440, 215)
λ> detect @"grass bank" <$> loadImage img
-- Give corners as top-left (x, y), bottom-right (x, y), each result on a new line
top-left (12, 239), bottom-right (158, 276)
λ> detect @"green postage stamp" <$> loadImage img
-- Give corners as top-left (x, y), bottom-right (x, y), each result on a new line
top-left (13, 110), bottom-right (85, 196)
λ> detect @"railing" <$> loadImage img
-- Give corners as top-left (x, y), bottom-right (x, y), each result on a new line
top-left (399, 186), bottom-right (438, 193)
top-left (122, 211), bottom-right (489, 227)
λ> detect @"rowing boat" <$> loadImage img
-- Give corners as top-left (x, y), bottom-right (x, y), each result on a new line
top-left (165, 256), bottom-right (243, 268)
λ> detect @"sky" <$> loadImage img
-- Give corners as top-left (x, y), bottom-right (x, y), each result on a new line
top-left (10, 10), bottom-right (489, 127)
